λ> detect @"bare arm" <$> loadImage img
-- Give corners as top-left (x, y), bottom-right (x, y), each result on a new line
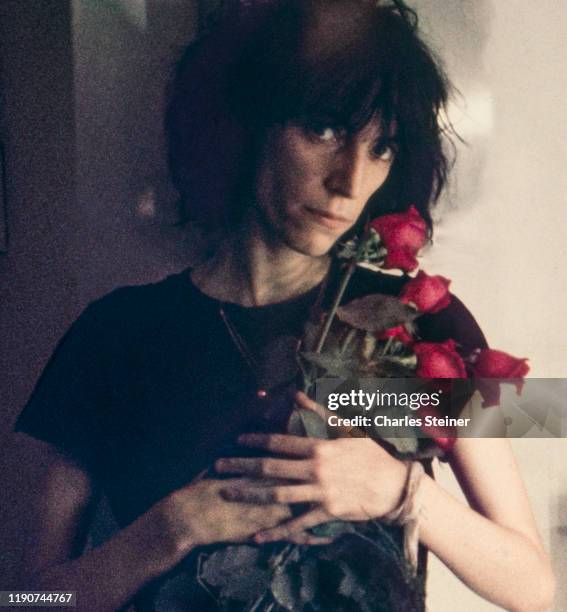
top-left (20, 442), bottom-right (187, 611)
top-left (418, 437), bottom-right (555, 612)
top-left (18, 437), bottom-right (292, 612)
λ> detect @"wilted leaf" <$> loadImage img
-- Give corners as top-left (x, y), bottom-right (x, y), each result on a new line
top-left (271, 561), bottom-right (302, 611)
top-left (367, 356), bottom-right (417, 378)
top-left (293, 407), bottom-right (328, 439)
top-left (337, 294), bottom-right (417, 334)
top-left (301, 351), bottom-right (360, 379)
top-left (337, 562), bottom-right (370, 608)
top-left (361, 332), bottom-right (377, 361)
top-left (198, 546), bottom-right (270, 601)
top-left (302, 318), bottom-right (324, 353)
top-left (299, 558), bottom-right (318, 604)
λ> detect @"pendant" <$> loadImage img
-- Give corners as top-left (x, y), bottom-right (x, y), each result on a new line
top-left (256, 389), bottom-right (268, 399)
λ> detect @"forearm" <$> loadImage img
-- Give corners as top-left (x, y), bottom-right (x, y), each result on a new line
top-left (28, 506), bottom-right (193, 612)
top-left (418, 474), bottom-right (555, 612)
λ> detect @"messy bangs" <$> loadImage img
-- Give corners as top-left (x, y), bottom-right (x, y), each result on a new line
top-left (167, 0), bottom-right (452, 232)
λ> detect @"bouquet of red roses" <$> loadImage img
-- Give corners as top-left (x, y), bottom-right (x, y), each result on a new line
top-left (295, 205), bottom-right (530, 456)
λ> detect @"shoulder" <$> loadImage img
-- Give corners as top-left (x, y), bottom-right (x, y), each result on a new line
top-left (80, 270), bottom-right (192, 333)
top-left (417, 294), bottom-right (488, 354)
top-left (347, 266), bottom-right (488, 354)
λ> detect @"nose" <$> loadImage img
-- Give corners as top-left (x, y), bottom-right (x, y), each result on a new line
top-left (324, 141), bottom-right (367, 199)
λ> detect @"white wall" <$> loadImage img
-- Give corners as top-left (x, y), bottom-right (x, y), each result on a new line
top-left (414, 1), bottom-right (567, 609)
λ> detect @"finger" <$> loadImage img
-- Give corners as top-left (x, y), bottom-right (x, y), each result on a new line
top-left (286, 532), bottom-right (334, 546)
top-left (215, 457), bottom-right (314, 481)
top-left (238, 433), bottom-right (318, 457)
top-left (254, 508), bottom-right (330, 542)
top-left (221, 484), bottom-right (322, 505)
top-left (190, 468), bottom-right (209, 484)
top-left (294, 391), bottom-right (327, 419)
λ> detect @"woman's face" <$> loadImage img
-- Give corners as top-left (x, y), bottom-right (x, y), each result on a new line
top-left (254, 120), bottom-right (395, 256)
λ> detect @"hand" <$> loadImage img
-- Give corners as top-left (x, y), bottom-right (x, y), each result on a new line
top-left (155, 477), bottom-right (292, 553)
top-left (214, 392), bottom-right (408, 544)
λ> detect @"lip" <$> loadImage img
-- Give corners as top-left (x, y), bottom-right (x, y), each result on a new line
top-left (304, 206), bottom-right (353, 231)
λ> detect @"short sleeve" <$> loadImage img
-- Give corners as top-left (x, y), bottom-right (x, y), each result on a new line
top-left (417, 294), bottom-right (489, 354)
top-left (14, 303), bottom-right (109, 471)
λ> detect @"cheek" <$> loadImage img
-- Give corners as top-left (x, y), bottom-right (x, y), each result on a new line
top-left (279, 145), bottom-right (330, 202)
top-left (362, 164), bottom-right (391, 201)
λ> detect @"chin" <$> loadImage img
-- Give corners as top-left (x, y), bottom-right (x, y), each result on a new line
top-left (283, 227), bottom-right (338, 258)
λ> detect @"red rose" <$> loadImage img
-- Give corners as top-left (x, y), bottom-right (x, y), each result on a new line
top-left (376, 325), bottom-right (414, 346)
top-left (417, 404), bottom-right (457, 453)
top-left (369, 205), bottom-right (428, 272)
top-left (472, 349), bottom-right (530, 407)
top-left (414, 339), bottom-right (467, 378)
top-left (473, 349), bottom-right (529, 379)
top-left (400, 270), bottom-right (452, 314)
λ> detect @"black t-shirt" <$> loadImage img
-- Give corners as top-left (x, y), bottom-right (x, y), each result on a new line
top-left (15, 266), bottom-right (487, 610)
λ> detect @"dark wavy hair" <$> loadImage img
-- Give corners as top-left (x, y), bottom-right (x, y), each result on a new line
top-left (166, 0), bottom-right (453, 235)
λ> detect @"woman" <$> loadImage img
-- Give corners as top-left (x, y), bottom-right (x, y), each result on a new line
top-left (15, 0), bottom-right (555, 610)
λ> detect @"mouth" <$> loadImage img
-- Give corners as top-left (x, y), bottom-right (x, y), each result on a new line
top-left (303, 206), bottom-right (353, 231)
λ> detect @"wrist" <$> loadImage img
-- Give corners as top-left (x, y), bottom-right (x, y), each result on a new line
top-left (376, 457), bottom-right (409, 518)
top-left (137, 493), bottom-right (199, 574)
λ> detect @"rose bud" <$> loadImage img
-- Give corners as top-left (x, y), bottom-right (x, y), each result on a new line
top-left (369, 205), bottom-right (428, 272)
top-left (414, 339), bottom-right (467, 379)
top-left (376, 325), bottom-right (414, 346)
top-left (400, 270), bottom-right (452, 314)
top-left (471, 349), bottom-right (530, 407)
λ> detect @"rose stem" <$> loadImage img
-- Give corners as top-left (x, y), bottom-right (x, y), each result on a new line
top-left (314, 228), bottom-right (371, 355)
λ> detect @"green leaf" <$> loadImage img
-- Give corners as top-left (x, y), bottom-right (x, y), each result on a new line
top-left (381, 436), bottom-right (420, 455)
top-left (357, 229), bottom-right (386, 264)
top-left (301, 351), bottom-right (360, 379)
top-left (310, 520), bottom-right (355, 538)
top-left (335, 239), bottom-right (358, 260)
top-left (337, 294), bottom-right (418, 334)
top-left (297, 408), bottom-right (329, 439)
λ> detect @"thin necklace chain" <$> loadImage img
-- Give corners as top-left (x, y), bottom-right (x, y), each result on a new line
top-left (217, 275), bottom-right (330, 393)
top-left (218, 306), bottom-right (261, 375)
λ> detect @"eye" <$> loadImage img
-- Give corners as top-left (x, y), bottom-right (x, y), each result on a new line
top-left (313, 127), bottom-right (339, 142)
top-left (372, 140), bottom-right (398, 162)
top-left (303, 124), bottom-right (345, 146)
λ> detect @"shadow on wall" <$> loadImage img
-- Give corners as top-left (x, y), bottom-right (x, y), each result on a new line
top-left (72, 0), bottom-right (203, 304)
top-left (414, 0), bottom-right (492, 219)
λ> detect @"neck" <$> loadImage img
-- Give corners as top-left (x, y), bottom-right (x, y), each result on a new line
top-left (191, 214), bottom-right (331, 307)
